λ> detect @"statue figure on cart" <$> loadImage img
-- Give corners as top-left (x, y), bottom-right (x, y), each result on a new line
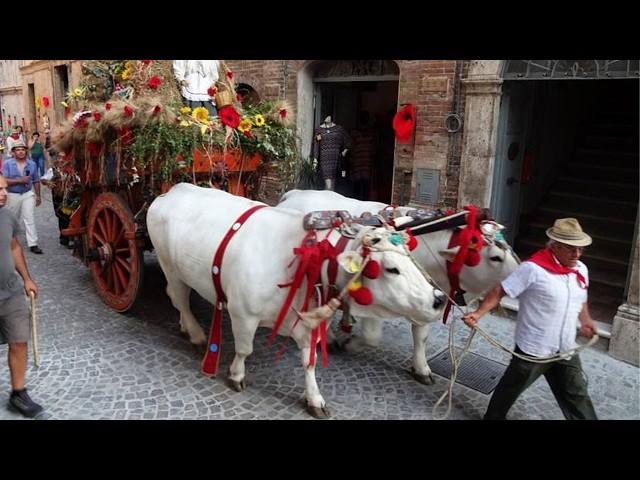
top-left (172, 60), bottom-right (220, 116)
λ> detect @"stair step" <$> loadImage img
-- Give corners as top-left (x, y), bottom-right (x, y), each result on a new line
top-left (581, 135), bottom-right (638, 151)
top-left (587, 123), bottom-right (637, 136)
top-left (566, 163), bottom-right (639, 183)
top-left (574, 148), bottom-right (639, 168)
top-left (538, 206), bottom-right (636, 226)
top-left (530, 208), bottom-right (636, 241)
top-left (546, 191), bottom-right (638, 220)
top-left (558, 176), bottom-right (638, 201)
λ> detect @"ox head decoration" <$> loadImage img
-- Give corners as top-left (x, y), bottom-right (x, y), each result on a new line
top-left (336, 226), bottom-right (445, 324)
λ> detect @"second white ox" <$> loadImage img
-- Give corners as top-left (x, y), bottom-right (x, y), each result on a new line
top-left (147, 184), bottom-right (446, 418)
top-left (278, 189), bottom-right (520, 384)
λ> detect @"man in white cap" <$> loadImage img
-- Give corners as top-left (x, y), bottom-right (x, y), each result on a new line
top-left (463, 218), bottom-right (598, 420)
top-left (1, 141), bottom-right (43, 254)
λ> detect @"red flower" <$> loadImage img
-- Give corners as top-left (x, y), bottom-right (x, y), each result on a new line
top-left (147, 75), bottom-right (161, 90)
top-left (124, 105), bottom-right (134, 117)
top-left (42, 96), bottom-right (50, 108)
top-left (207, 87), bottom-right (217, 97)
top-left (142, 60), bottom-right (152, 65)
top-left (105, 102), bottom-right (112, 111)
top-left (93, 112), bottom-right (102, 122)
top-left (218, 105), bottom-right (240, 129)
top-left (279, 108), bottom-right (287, 119)
top-left (153, 105), bottom-right (161, 115)
top-left (242, 129), bottom-right (253, 138)
top-left (226, 71), bottom-right (233, 80)
top-left (392, 103), bottom-right (416, 144)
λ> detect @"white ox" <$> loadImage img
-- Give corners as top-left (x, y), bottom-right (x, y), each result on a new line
top-left (147, 184), bottom-right (446, 418)
top-left (278, 189), bottom-right (520, 384)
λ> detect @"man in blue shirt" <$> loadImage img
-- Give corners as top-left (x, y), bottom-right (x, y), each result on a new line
top-left (1, 142), bottom-right (43, 254)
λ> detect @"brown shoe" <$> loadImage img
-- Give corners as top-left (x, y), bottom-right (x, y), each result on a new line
top-left (30, 246), bottom-right (43, 254)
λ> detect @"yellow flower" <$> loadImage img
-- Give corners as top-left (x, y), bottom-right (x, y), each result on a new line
top-left (180, 106), bottom-right (192, 115)
top-left (124, 61), bottom-right (135, 70)
top-left (61, 101), bottom-right (69, 108)
top-left (121, 69), bottom-right (131, 80)
top-left (200, 124), bottom-right (208, 135)
top-left (237, 118), bottom-right (253, 133)
top-left (254, 114), bottom-right (266, 127)
top-left (179, 120), bottom-right (190, 128)
top-left (74, 88), bottom-right (83, 97)
top-left (191, 107), bottom-right (209, 123)
top-left (35, 97), bottom-right (42, 109)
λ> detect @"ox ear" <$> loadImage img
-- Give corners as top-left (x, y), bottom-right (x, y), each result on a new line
top-left (439, 246), bottom-right (461, 261)
top-left (337, 252), bottom-right (364, 274)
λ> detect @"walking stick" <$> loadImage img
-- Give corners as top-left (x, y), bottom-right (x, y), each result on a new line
top-left (29, 291), bottom-right (40, 368)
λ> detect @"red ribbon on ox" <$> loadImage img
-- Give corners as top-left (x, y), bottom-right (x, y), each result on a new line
top-left (443, 205), bottom-right (484, 323)
top-left (272, 231), bottom-right (338, 368)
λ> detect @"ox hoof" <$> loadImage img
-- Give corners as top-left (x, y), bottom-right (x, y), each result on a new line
top-left (305, 400), bottom-right (331, 419)
top-left (410, 368), bottom-right (436, 385)
top-left (227, 377), bottom-right (247, 392)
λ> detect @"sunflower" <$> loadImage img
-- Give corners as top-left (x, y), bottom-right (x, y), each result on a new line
top-left (180, 106), bottom-right (192, 115)
top-left (254, 114), bottom-right (266, 127)
top-left (191, 107), bottom-right (209, 123)
top-left (237, 118), bottom-right (253, 133)
top-left (73, 88), bottom-right (84, 97)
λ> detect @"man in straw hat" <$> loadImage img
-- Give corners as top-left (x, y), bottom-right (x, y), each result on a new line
top-left (0, 174), bottom-right (43, 417)
top-left (462, 218), bottom-right (598, 420)
top-left (1, 141), bottom-right (43, 254)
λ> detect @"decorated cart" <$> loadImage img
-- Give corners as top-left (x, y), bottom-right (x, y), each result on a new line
top-left (51, 60), bottom-right (298, 312)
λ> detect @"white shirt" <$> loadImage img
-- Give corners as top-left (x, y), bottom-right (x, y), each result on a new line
top-left (173, 60), bottom-right (219, 102)
top-left (501, 257), bottom-right (589, 357)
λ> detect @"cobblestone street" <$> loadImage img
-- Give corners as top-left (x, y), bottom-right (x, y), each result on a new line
top-left (1, 190), bottom-right (638, 420)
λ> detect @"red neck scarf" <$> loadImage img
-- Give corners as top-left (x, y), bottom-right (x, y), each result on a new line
top-left (526, 248), bottom-right (587, 289)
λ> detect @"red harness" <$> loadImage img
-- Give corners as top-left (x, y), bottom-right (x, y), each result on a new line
top-left (201, 205), bottom-right (266, 377)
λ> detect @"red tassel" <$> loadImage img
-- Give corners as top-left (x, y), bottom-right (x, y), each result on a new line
top-left (349, 287), bottom-right (373, 305)
top-left (406, 232), bottom-right (418, 251)
top-left (363, 260), bottom-right (381, 279)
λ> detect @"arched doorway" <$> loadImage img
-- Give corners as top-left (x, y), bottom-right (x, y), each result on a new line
top-left (491, 60), bottom-right (639, 324)
top-left (297, 60), bottom-right (400, 202)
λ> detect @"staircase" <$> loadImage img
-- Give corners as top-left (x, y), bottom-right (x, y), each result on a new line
top-left (516, 110), bottom-right (639, 324)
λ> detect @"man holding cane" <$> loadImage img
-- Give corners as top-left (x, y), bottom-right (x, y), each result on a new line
top-left (0, 174), bottom-right (43, 417)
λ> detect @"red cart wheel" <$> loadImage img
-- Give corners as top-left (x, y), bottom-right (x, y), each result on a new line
top-left (87, 192), bottom-right (144, 312)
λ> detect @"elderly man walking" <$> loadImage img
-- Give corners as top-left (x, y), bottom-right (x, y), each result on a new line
top-left (0, 174), bottom-right (43, 417)
top-left (463, 218), bottom-right (598, 420)
top-left (1, 141), bottom-right (43, 254)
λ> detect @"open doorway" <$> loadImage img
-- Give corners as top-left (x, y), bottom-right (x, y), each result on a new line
top-left (492, 79), bottom-right (639, 323)
top-left (298, 60), bottom-right (399, 204)
top-left (313, 80), bottom-right (398, 202)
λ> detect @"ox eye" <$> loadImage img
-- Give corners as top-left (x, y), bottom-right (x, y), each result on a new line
top-left (385, 267), bottom-right (400, 275)
top-left (490, 256), bottom-right (503, 262)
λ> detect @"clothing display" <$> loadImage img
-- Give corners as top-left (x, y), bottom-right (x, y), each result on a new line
top-left (312, 123), bottom-right (352, 182)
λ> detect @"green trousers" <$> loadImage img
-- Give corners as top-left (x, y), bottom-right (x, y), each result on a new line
top-left (484, 346), bottom-right (598, 420)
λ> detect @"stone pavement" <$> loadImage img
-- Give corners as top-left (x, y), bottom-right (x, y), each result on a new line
top-left (1, 190), bottom-right (638, 420)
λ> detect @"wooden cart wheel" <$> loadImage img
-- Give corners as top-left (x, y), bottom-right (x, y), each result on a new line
top-left (87, 192), bottom-right (144, 312)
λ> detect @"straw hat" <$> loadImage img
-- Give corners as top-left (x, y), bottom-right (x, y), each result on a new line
top-left (11, 141), bottom-right (28, 151)
top-left (546, 218), bottom-right (592, 247)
